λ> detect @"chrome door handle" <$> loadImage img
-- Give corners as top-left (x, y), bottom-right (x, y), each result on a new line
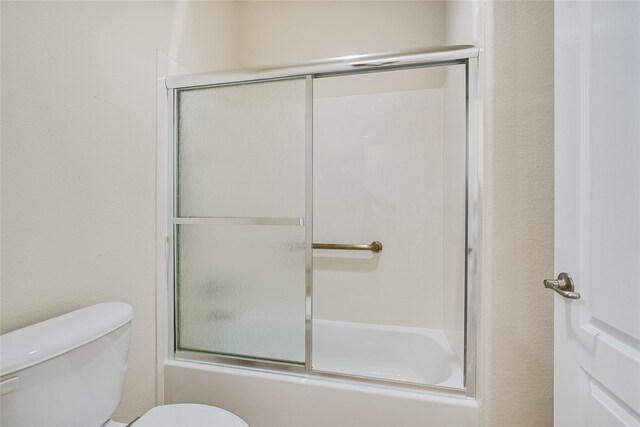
top-left (543, 272), bottom-right (581, 300)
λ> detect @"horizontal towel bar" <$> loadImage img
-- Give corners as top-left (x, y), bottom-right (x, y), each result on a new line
top-left (313, 241), bottom-right (383, 253)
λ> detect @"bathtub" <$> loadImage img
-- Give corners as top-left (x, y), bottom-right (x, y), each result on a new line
top-left (312, 319), bottom-right (463, 389)
top-left (164, 320), bottom-right (476, 427)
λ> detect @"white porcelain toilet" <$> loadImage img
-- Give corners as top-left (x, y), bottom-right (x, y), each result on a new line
top-left (0, 302), bottom-right (249, 427)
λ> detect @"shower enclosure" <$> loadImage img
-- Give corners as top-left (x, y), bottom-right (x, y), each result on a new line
top-left (163, 45), bottom-right (479, 399)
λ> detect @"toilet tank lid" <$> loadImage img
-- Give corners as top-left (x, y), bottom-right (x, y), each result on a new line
top-left (0, 302), bottom-right (133, 377)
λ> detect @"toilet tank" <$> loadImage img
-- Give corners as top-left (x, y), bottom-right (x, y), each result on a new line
top-left (0, 303), bottom-right (133, 427)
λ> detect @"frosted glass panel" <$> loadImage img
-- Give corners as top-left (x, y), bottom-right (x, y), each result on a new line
top-left (176, 78), bottom-right (307, 218)
top-left (176, 224), bottom-right (306, 363)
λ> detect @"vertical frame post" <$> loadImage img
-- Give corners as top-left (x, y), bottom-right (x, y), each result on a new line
top-left (464, 57), bottom-right (480, 398)
top-left (167, 87), bottom-right (176, 361)
top-left (305, 75), bottom-right (314, 370)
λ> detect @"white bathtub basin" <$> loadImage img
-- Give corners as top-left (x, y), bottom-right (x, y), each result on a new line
top-left (312, 319), bottom-right (463, 388)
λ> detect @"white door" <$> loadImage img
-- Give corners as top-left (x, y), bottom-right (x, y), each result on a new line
top-left (553, 1), bottom-right (640, 426)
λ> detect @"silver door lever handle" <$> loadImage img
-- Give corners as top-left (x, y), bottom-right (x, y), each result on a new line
top-left (543, 272), bottom-right (581, 300)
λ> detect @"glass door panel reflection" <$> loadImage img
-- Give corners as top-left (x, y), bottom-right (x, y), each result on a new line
top-left (174, 77), bottom-right (308, 364)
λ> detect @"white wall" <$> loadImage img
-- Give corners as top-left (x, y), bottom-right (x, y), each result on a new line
top-left (0, 1), bottom-right (240, 421)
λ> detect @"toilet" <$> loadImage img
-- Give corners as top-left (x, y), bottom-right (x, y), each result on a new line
top-left (0, 303), bottom-right (248, 427)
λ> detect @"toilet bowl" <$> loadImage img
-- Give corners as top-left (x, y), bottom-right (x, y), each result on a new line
top-left (108, 404), bottom-right (248, 427)
top-left (102, 404), bottom-right (249, 427)
top-left (0, 303), bottom-right (249, 427)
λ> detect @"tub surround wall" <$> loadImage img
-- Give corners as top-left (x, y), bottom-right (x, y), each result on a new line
top-left (445, 1), bottom-right (482, 47)
top-left (0, 1), bottom-right (240, 421)
top-left (313, 70), bottom-right (447, 329)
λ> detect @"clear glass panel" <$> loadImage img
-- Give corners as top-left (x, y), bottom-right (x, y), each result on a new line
top-left (176, 78), bottom-right (307, 218)
top-left (176, 224), bottom-right (306, 363)
top-left (311, 65), bottom-right (466, 388)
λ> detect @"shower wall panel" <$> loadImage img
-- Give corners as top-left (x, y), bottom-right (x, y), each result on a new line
top-left (313, 70), bottom-right (445, 329)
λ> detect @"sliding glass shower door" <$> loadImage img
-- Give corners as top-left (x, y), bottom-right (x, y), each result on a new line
top-left (167, 46), bottom-right (479, 395)
top-left (173, 77), bottom-right (311, 364)
top-left (311, 65), bottom-right (467, 388)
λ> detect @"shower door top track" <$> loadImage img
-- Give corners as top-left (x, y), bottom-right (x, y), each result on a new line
top-left (165, 44), bottom-right (481, 399)
top-left (165, 45), bottom-right (478, 89)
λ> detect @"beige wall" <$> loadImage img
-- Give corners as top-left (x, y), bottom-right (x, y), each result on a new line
top-left (481, 1), bottom-right (554, 426)
top-left (238, 1), bottom-right (446, 68)
top-left (0, 1), bottom-right (239, 421)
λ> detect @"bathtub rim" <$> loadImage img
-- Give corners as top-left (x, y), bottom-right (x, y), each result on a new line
top-left (173, 349), bottom-right (468, 398)
top-left (164, 358), bottom-right (479, 427)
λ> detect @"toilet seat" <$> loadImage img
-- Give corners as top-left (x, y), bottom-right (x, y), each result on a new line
top-left (132, 404), bottom-right (249, 427)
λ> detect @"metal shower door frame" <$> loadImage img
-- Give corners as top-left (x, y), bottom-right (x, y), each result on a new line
top-left (164, 45), bottom-right (480, 399)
